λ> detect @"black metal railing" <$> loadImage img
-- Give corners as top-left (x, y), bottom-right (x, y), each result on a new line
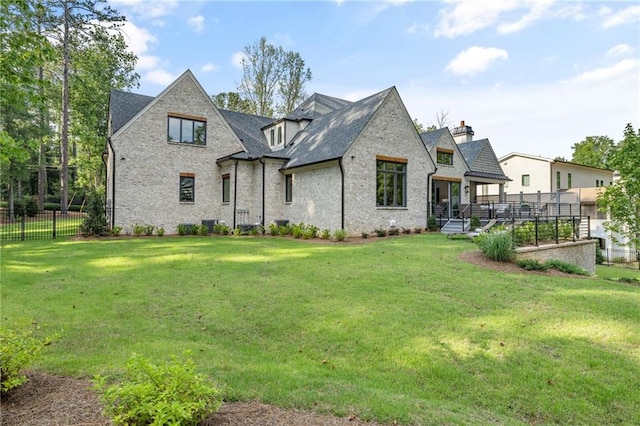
top-left (0, 210), bottom-right (86, 242)
top-left (600, 248), bottom-right (640, 270)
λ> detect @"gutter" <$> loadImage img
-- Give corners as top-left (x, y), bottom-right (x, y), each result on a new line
top-left (259, 158), bottom-right (265, 227)
top-left (106, 137), bottom-right (116, 228)
top-left (427, 167), bottom-right (437, 221)
top-left (338, 158), bottom-right (345, 230)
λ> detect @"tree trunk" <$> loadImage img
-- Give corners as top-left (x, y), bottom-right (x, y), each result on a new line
top-left (60, 0), bottom-right (70, 216)
top-left (38, 65), bottom-right (47, 211)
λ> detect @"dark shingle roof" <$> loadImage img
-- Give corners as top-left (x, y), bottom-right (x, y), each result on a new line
top-left (419, 128), bottom-right (448, 150)
top-left (218, 109), bottom-right (274, 156)
top-left (109, 90), bottom-right (154, 135)
top-left (458, 139), bottom-right (510, 181)
top-left (282, 88), bottom-right (393, 169)
top-left (286, 93), bottom-right (353, 120)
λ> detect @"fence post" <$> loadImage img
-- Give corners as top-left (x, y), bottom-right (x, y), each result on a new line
top-left (21, 214), bottom-right (26, 241)
top-left (52, 210), bottom-right (57, 239)
top-left (535, 216), bottom-right (539, 246)
top-left (555, 216), bottom-right (559, 244)
top-left (572, 216), bottom-right (576, 242)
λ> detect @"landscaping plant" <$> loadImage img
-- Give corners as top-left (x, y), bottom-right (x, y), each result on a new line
top-left (93, 352), bottom-right (222, 426)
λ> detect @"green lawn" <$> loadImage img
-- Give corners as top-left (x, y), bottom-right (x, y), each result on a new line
top-left (2, 234), bottom-right (639, 425)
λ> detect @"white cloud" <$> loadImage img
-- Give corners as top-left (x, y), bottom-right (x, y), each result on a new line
top-left (144, 69), bottom-right (177, 86)
top-left (108, 0), bottom-right (179, 19)
top-left (119, 21), bottom-right (156, 57)
top-left (231, 51), bottom-right (245, 69)
top-left (601, 5), bottom-right (640, 29)
top-left (187, 15), bottom-right (205, 33)
top-left (571, 59), bottom-right (639, 84)
top-left (406, 22), bottom-right (418, 33)
top-left (497, 0), bottom-right (553, 34)
top-left (607, 43), bottom-right (633, 57)
top-left (445, 46), bottom-right (508, 77)
top-left (136, 55), bottom-right (161, 71)
top-left (200, 63), bottom-right (219, 73)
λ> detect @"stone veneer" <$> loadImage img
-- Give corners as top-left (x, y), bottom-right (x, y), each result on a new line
top-left (514, 239), bottom-right (597, 275)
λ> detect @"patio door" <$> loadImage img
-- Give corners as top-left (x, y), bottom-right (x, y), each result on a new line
top-left (432, 180), bottom-right (461, 218)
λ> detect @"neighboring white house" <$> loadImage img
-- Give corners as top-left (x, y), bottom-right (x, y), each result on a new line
top-left (492, 152), bottom-right (614, 196)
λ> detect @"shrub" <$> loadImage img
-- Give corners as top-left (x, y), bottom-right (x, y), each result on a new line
top-left (292, 223), bottom-right (303, 239)
top-left (545, 259), bottom-right (588, 275)
top-left (144, 225), bottom-right (155, 236)
top-left (516, 259), bottom-right (549, 271)
top-left (402, 227), bottom-right (412, 234)
top-left (1, 323), bottom-right (59, 394)
top-left (177, 224), bottom-right (188, 236)
top-left (470, 215), bottom-right (481, 230)
top-left (79, 191), bottom-right (107, 237)
top-left (558, 220), bottom-right (573, 240)
top-left (477, 232), bottom-right (514, 262)
top-left (413, 227), bottom-right (422, 234)
top-left (213, 223), bottom-right (230, 235)
top-left (334, 229), bottom-right (347, 242)
top-left (374, 229), bottom-right (387, 237)
top-left (132, 224), bottom-right (145, 237)
top-left (302, 227), bottom-right (314, 240)
top-left (514, 222), bottom-right (535, 245)
top-left (191, 225), bottom-right (200, 236)
top-left (23, 197), bottom-right (39, 217)
top-left (233, 227), bottom-right (242, 236)
top-left (361, 231), bottom-right (369, 239)
top-left (198, 224), bottom-right (209, 236)
top-left (278, 225), bottom-right (288, 237)
top-left (268, 223), bottom-right (278, 236)
top-left (93, 352), bottom-right (222, 426)
top-left (595, 245), bottom-right (604, 265)
top-left (388, 227), bottom-right (400, 236)
top-left (111, 226), bottom-right (123, 236)
top-left (427, 215), bottom-right (437, 231)
top-left (320, 229), bottom-right (331, 240)
top-left (156, 227), bottom-right (165, 237)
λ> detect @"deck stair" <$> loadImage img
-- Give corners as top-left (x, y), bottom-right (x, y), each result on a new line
top-left (440, 219), bottom-right (470, 234)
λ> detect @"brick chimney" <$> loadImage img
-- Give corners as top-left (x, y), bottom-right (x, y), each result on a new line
top-left (452, 120), bottom-right (474, 143)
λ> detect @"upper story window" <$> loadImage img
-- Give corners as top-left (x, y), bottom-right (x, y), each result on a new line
top-left (436, 149), bottom-right (453, 165)
top-left (568, 173), bottom-right (572, 189)
top-left (270, 128), bottom-right (275, 147)
top-left (521, 174), bottom-right (530, 187)
top-left (376, 156), bottom-right (407, 207)
top-left (278, 126), bottom-right (283, 144)
top-left (556, 171), bottom-right (561, 189)
top-left (168, 114), bottom-right (206, 145)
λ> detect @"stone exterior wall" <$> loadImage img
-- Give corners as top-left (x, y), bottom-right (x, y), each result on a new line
top-left (109, 73), bottom-right (243, 233)
top-left (342, 91), bottom-right (434, 233)
top-left (514, 240), bottom-right (597, 275)
top-left (429, 131), bottom-right (471, 204)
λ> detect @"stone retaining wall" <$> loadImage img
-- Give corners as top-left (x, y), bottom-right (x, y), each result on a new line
top-left (514, 240), bottom-right (597, 275)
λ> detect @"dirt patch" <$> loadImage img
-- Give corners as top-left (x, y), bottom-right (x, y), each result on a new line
top-left (1, 371), bottom-right (381, 426)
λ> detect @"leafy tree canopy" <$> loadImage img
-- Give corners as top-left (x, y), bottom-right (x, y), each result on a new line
top-left (571, 135), bottom-right (615, 169)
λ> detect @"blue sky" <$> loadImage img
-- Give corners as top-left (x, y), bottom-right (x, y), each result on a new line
top-left (108, 0), bottom-right (640, 160)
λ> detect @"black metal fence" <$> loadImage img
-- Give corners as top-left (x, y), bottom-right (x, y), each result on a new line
top-left (0, 210), bottom-right (86, 242)
top-left (600, 247), bottom-right (640, 270)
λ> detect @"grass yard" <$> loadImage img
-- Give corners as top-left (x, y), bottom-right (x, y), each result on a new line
top-left (2, 234), bottom-right (639, 425)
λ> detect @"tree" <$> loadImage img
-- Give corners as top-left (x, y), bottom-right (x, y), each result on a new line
top-left (413, 118), bottom-right (426, 133)
top-left (211, 92), bottom-right (251, 113)
top-left (597, 124), bottom-right (640, 250)
top-left (0, 0), bottom-right (55, 217)
top-left (237, 37), bottom-right (312, 117)
top-left (571, 135), bottom-right (615, 169)
top-left (428, 108), bottom-right (451, 130)
top-left (45, 0), bottom-right (127, 214)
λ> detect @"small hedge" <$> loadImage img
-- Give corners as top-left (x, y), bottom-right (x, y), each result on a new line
top-left (516, 258), bottom-right (588, 275)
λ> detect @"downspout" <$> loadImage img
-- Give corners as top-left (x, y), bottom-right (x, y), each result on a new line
top-left (427, 168), bottom-right (437, 222)
top-left (106, 137), bottom-right (116, 228)
top-left (233, 160), bottom-right (238, 229)
top-left (338, 158), bottom-right (345, 230)
top-left (259, 158), bottom-right (265, 227)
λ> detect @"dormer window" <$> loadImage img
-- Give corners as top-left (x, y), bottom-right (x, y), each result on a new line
top-left (270, 128), bottom-right (275, 147)
top-left (436, 149), bottom-right (453, 165)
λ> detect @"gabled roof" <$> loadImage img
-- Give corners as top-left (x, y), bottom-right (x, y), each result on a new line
top-left (286, 93), bottom-right (352, 120)
top-left (219, 109), bottom-right (273, 156)
top-left (419, 127), bottom-right (449, 150)
top-left (282, 88), bottom-right (393, 170)
top-left (458, 138), bottom-right (510, 181)
top-left (500, 152), bottom-right (613, 172)
top-left (109, 90), bottom-right (154, 135)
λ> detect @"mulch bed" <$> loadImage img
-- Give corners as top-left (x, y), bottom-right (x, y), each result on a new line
top-left (1, 371), bottom-right (381, 426)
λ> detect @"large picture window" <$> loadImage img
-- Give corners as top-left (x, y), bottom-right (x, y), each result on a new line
top-left (168, 115), bottom-right (206, 145)
top-left (376, 158), bottom-right (406, 207)
top-left (180, 173), bottom-right (195, 202)
top-left (222, 174), bottom-right (230, 203)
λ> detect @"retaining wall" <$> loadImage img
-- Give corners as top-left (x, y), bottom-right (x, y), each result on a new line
top-left (514, 239), bottom-right (597, 275)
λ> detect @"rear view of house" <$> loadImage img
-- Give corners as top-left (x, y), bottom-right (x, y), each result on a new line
top-left (105, 70), bottom-right (436, 234)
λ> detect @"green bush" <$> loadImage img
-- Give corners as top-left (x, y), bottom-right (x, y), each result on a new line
top-left (93, 352), bottom-right (222, 426)
top-left (470, 215), bottom-right (481, 230)
top-left (233, 227), bottom-right (242, 236)
top-left (595, 245), bottom-right (604, 265)
top-left (375, 229), bottom-right (387, 237)
top-left (476, 232), bottom-right (514, 262)
top-left (334, 229), bottom-right (347, 242)
top-left (427, 215), bottom-right (437, 231)
top-left (292, 223), bottom-right (303, 239)
top-left (278, 225), bottom-right (289, 237)
top-left (144, 225), bottom-right (155, 236)
top-left (133, 224), bottom-right (145, 237)
top-left (177, 224), bottom-right (188, 236)
top-left (111, 226), bottom-right (123, 236)
top-left (198, 224), bottom-right (209, 236)
top-left (1, 323), bottom-right (59, 394)
top-left (156, 227), bottom-right (165, 237)
top-left (79, 191), bottom-right (107, 237)
top-left (558, 220), bottom-right (573, 240)
top-left (320, 229), bottom-right (331, 240)
top-left (413, 227), bottom-right (422, 234)
top-left (213, 223), bottom-right (230, 235)
top-left (545, 259), bottom-right (589, 275)
top-left (516, 259), bottom-right (549, 271)
top-left (514, 222), bottom-right (535, 245)
top-left (388, 227), bottom-right (400, 236)
top-left (268, 223), bottom-right (278, 236)
top-left (361, 231), bottom-right (369, 239)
